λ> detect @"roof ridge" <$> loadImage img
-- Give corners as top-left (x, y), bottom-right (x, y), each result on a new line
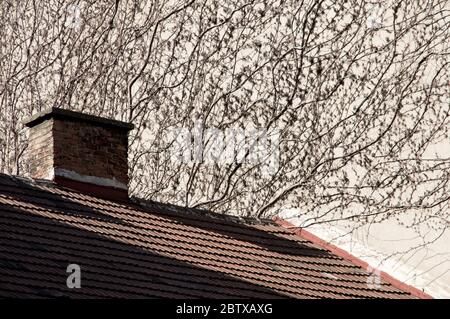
top-left (0, 172), bottom-right (275, 226)
top-left (132, 197), bottom-right (275, 226)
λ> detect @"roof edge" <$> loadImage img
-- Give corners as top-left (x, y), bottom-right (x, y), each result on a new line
top-left (273, 216), bottom-right (433, 299)
top-left (23, 107), bottom-right (134, 131)
top-left (134, 197), bottom-right (275, 226)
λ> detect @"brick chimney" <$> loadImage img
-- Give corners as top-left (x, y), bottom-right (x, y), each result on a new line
top-left (24, 108), bottom-right (134, 201)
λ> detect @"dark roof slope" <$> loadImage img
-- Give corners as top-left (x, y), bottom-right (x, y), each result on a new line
top-left (0, 173), bottom-right (417, 298)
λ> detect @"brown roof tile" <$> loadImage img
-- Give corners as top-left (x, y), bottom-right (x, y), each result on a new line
top-left (0, 173), bottom-right (424, 298)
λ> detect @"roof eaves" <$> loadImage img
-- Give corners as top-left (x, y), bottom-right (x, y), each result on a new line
top-left (273, 216), bottom-right (434, 299)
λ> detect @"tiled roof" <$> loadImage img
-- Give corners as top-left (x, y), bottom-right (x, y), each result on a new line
top-left (0, 173), bottom-right (420, 298)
